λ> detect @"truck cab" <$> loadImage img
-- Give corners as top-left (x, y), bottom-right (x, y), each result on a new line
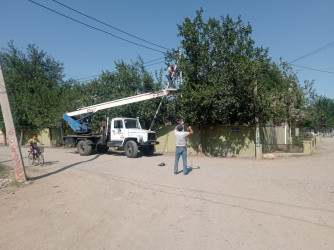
top-left (108, 117), bottom-right (157, 157)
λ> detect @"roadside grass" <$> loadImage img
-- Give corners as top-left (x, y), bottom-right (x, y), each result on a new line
top-left (0, 164), bottom-right (12, 179)
top-left (0, 164), bottom-right (28, 187)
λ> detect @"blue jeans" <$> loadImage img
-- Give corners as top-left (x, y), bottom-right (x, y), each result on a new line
top-left (166, 75), bottom-right (173, 87)
top-left (174, 147), bottom-right (187, 174)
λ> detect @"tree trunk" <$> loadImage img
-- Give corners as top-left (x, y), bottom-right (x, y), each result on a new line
top-left (20, 130), bottom-right (24, 146)
top-left (49, 128), bottom-right (53, 147)
top-left (197, 123), bottom-right (203, 154)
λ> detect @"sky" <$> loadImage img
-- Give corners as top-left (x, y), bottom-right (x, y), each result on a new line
top-left (1, 0), bottom-right (334, 98)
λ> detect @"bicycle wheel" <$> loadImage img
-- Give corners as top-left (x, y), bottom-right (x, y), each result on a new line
top-left (28, 152), bottom-right (35, 165)
top-left (37, 153), bottom-right (44, 166)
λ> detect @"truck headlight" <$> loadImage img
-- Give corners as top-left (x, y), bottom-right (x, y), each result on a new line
top-left (138, 136), bottom-right (143, 142)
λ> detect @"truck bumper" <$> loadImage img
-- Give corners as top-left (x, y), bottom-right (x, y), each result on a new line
top-left (139, 141), bottom-right (159, 146)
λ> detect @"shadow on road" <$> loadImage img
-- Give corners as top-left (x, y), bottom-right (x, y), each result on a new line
top-left (66, 149), bottom-right (163, 158)
top-left (187, 166), bottom-right (200, 174)
top-left (31, 154), bottom-right (101, 181)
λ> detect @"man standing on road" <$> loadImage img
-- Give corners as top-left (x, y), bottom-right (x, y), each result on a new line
top-left (174, 122), bottom-right (194, 175)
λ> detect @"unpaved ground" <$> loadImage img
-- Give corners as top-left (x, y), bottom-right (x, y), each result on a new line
top-left (0, 139), bottom-right (334, 250)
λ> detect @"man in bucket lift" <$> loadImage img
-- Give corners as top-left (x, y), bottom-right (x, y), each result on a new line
top-left (166, 63), bottom-right (175, 88)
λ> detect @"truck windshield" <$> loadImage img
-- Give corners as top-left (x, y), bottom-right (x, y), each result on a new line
top-left (124, 119), bottom-right (141, 129)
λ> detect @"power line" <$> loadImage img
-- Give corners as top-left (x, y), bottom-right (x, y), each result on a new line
top-left (28, 0), bottom-right (165, 54)
top-left (145, 61), bottom-right (165, 67)
top-left (290, 63), bottom-right (334, 74)
top-left (289, 41), bottom-right (334, 63)
top-left (75, 74), bottom-right (102, 81)
top-left (52, 0), bottom-right (170, 51)
top-left (71, 57), bottom-right (167, 81)
top-left (143, 57), bottom-right (166, 64)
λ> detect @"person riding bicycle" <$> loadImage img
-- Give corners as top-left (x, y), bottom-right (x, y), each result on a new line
top-left (27, 134), bottom-right (44, 153)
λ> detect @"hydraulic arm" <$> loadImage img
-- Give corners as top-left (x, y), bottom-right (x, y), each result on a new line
top-left (63, 88), bottom-right (177, 134)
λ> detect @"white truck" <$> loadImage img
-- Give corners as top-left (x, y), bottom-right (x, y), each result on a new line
top-left (62, 88), bottom-right (176, 157)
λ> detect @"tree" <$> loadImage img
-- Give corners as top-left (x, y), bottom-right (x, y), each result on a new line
top-left (272, 61), bottom-right (305, 141)
top-left (309, 96), bottom-right (334, 130)
top-left (174, 9), bottom-right (272, 152)
top-left (0, 41), bottom-right (66, 143)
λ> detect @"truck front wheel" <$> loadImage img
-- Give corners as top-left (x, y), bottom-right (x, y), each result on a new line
top-left (125, 140), bottom-right (138, 158)
top-left (77, 140), bottom-right (93, 156)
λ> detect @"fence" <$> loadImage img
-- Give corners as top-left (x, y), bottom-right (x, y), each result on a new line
top-left (262, 135), bottom-right (321, 155)
top-left (1, 125), bottom-right (322, 157)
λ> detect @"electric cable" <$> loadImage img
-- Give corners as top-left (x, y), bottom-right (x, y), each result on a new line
top-left (52, 0), bottom-right (170, 51)
top-left (290, 64), bottom-right (334, 74)
top-left (28, 0), bottom-right (165, 53)
top-left (144, 61), bottom-right (165, 67)
top-left (74, 58), bottom-right (167, 80)
top-left (143, 57), bottom-right (166, 64)
top-left (75, 60), bottom-right (167, 81)
top-left (289, 41), bottom-right (334, 63)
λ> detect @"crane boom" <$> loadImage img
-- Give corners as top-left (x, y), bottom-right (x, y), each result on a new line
top-left (66, 89), bottom-right (175, 117)
top-left (63, 88), bottom-right (177, 134)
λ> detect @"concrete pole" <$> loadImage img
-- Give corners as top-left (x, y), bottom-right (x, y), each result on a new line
top-left (178, 49), bottom-right (182, 86)
top-left (0, 65), bottom-right (27, 182)
top-left (284, 121), bottom-right (287, 144)
top-left (255, 117), bottom-right (261, 159)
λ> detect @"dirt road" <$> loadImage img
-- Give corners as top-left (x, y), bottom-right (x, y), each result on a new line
top-left (0, 139), bottom-right (334, 250)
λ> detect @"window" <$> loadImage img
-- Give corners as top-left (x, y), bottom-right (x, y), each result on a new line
top-left (124, 119), bottom-right (141, 129)
top-left (114, 120), bottom-right (123, 129)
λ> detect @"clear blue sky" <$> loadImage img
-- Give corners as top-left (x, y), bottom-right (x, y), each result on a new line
top-left (1, 0), bottom-right (333, 98)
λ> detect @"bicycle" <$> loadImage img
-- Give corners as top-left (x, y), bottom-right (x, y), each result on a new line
top-left (28, 147), bottom-right (45, 166)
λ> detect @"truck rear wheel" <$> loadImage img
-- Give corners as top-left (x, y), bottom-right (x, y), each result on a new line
top-left (125, 140), bottom-right (138, 158)
top-left (77, 140), bottom-right (93, 156)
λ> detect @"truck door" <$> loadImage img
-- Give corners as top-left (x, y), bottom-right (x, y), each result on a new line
top-left (110, 119), bottom-right (124, 144)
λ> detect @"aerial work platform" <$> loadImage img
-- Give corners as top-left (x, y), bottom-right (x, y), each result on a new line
top-left (65, 88), bottom-right (177, 117)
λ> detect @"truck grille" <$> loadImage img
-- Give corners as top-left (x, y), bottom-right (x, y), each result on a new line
top-left (148, 133), bottom-right (156, 141)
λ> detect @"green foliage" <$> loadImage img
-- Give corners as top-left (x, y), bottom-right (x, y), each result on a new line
top-left (0, 12), bottom-right (321, 139)
top-left (316, 97), bottom-right (334, 129)
top-left (69, 58), bottom-right (164, 131)
top-left (0, 41), bottom-right (65, 131)
top-left (174, 9), bottom-right (273, 126)
top-left (60, 79), bottom-right (86, 115)
top-left (292, 135), bottom-right (305, 148)
top-left (303, 96), bottom-right (334, 130)
top-left (0, 42), bottom-right (166, 133)
top-left (270, 61), bottom-right (306, 126)
top-left (0, 164), bottom-right (11, 178)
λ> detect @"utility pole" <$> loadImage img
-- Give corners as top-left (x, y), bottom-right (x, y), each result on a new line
top-left (254, 69), bottom-right (261, 159)
top-left (0, 64), bottom-right (27, 182)
top-left (178, 49), bottom-right (182, 86)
